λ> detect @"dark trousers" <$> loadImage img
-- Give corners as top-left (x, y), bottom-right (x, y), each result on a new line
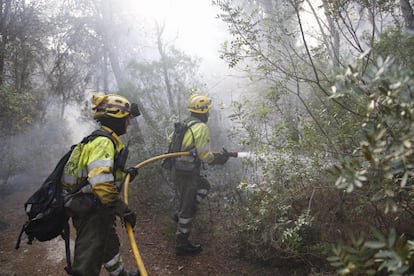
top-left (71, 207), bottom-right (121, 276)
top-left (174, 170), bottom-right (211, 247)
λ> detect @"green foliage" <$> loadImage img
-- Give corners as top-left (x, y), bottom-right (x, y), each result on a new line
top-left (328, 232), bottom-right (379, 275)
top-left (0, 86), bottom-right (40, 136)
top-left (281, 212), bottom-right (314, 253)
top-left (373, 28), bottom-right (414, 70)
top-left (212, 1), bottom-right (414, 274)
top-left (214, 0), bottom-right (299, 75)
top-left (331, 55), bottom-right (414, 210)
top-left (234, 187), bottom-right (315, 260)
top-left (225, 93), bottom-right (334, 266)
top-left (328, 50), bottom-right (414, 273)
top-left (328, 229), bottom-right (414, 275)
top-left (126, 45), bottom-right (202, 123)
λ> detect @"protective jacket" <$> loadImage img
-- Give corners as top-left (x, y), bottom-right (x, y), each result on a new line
top-left (175, 116), bottom-right (214, 170)
top-left (61, 126), bottom-right (126, 208)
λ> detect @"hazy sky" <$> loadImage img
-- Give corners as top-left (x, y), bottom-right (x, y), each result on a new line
top-left (132, 1), bottom-right (226, 55)
top-left (127, 0), bottom-right (232, 74)
top-left (125, 0), bottom-right (242, 107)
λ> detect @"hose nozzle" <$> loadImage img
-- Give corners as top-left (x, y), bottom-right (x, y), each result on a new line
top-left (222, 147), bottom-right (238, 158)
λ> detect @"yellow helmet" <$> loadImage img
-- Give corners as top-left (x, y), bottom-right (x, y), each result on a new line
top-left (92, 93), bottom-right (140, 119)
top-left (187, 94), bottom-right (212, 114)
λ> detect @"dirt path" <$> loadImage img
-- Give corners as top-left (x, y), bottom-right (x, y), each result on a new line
top-left (0, 184), bottom-right (282, 276)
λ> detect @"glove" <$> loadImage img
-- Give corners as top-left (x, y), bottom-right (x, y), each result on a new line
top-left (122, 209), bottom-right (137, 228)
top-left (125, 166), bottom-right (138, 181)
top-left (211, 152), bottom-right (230, 165)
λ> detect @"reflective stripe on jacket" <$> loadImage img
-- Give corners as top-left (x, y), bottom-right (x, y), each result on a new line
top-left (177, 117), bottom-right (214, 164)
top-left (61, 126), bottom-right (125, 205)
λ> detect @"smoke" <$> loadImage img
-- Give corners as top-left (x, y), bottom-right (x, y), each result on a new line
top-left (0, 105), bottom-right (95, 196)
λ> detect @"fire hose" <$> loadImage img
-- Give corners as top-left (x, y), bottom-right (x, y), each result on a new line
top-left (122, 151), bottom-right (191, 276)
top-left (122, 150), bottom-right (239, 275)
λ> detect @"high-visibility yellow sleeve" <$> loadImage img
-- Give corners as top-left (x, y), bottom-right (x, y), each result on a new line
top-left (181, 121), bottom-right (214, 163)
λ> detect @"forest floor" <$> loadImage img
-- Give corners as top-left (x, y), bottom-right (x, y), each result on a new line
top-left (0, 174), bottom-right (320, 276)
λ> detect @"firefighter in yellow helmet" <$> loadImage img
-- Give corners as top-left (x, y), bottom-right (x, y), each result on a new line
top-left (62, 93), bottom-right (140, 276)
top-left (172, 93), bottom-right (230, 256)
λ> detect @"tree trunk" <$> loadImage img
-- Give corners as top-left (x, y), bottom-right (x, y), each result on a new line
top-left (320, 0), bottom-right (341, 66)
top-left (400, 0), bottom-right (414, 31)
top-left (103, 45), bottom-right (109, 92)
top-left (0, 0), bottom-right (11, 86)
top-left (107, 45), bottom-right (126, 88)
top-left (101, 0), bottom-right (125, 89)
top-left (156, 22), bottom-right (175, 116)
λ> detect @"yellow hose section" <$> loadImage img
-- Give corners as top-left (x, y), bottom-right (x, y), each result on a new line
top-left (122, 151), bottom-right (191, 276)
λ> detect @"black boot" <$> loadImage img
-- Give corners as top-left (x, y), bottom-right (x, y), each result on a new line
top-left (175, 243), bottom-right (203, 256)
top-left (128, 268), bottom-right (140, 276)
top-left (119, 268), bottom-right (139, 276)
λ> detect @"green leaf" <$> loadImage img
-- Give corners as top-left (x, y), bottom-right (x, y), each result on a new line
top-left (327, 256), bottom-right (340, 262)
top-left (365, 241), bottom-right (386, 249)
top-left (371, 228), bottom-right (386, 243)
top-left (400, 172), bottom-right (408, 187)
top-left (374, 250), bottom-right (395, 259)
top-left (387, 228), bottom-right (396, 247)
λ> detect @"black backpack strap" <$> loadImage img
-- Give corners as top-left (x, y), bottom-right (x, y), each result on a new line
top-left (83, 129), bottom-right (115, 146)
top-left (63, 219), bottom-right (72, 275)
top-left (182, 119), bottom-right (200, 145)
top-left (15, 222), bottom-right (27, 249)
top-left (82, 129), bottom-right (125, 171)
top-left (185, 120), bottom-right (201, 159)
top-left (89, 129), bottom-right (128, 172)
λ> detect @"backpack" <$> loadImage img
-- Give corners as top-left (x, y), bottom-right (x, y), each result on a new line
top-left (15, 129), bottom-right (115, 274)
top-left (161, 120), bottom-right (199, 170)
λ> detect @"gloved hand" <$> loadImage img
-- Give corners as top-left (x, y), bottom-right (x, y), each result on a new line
top-left (122, 209), bottom-right (137, 228)
top-left (211, 149), bottom-right (230, 165)
top-left (125, 166), bottom-right (138, 181)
